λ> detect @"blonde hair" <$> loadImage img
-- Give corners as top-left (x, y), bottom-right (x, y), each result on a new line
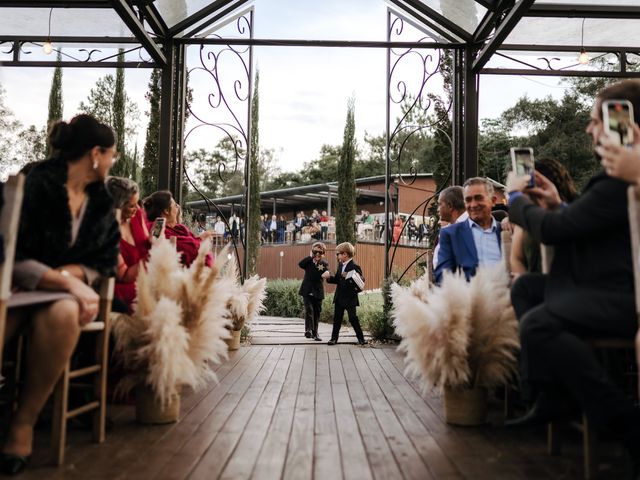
top-left (336, 242), bottom-right (355, 257)
top-left (312, 242), bottom-right (326, 253)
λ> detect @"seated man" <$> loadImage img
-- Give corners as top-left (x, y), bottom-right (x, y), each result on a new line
top-left (434, 177), bottom-right (501, 284)
top-left (432, 186), bottom-right (468, 270)
top-left (506, 79), bottom-right (640, 477)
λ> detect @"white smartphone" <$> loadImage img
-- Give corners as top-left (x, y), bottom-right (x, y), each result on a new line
top-left (602, 99), bottom-right (634, 146)
top-left (510, 147), bottom-right (535, 188)
top-left (151, 217), bottom-right (166, 238)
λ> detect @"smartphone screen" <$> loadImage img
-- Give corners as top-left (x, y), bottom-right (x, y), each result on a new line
top-left (603, 99), bottom-right (634, 146)
top-left (510, 147), bottom-right (535, 187)
top-left (151, 217), bottom-right (165, 238)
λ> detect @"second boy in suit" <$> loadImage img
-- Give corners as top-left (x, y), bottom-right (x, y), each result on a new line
top-left (323, 242), bottom-right (366, 345)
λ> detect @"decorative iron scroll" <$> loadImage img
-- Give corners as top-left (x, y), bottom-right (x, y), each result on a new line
top-left (0, 41), bottom-right (154, 66)
top-left (182, 10), bottom-right (253, 278)
top-left (492, 51), bottom-right (640, 73)
top-left (385, 10), bottom-right (452, 281)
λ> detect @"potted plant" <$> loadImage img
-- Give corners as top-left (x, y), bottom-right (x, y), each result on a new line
top-left (111, 240), bottom-right (264, 423)
top-left (391, 265), bottom-right (519, 426)
top-left (221, 255), bottom-right (266, 350)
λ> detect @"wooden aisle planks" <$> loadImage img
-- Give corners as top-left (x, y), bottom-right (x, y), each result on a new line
top-left (16, 345), bottom-right (628, 480)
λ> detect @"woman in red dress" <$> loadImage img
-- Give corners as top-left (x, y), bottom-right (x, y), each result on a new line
top-left (105, 177), bottom-right (150, 313)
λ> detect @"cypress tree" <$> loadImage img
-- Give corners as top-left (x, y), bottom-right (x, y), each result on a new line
top-left (336, 97), bottom-right (357, 245)
top-left (247, 72), bottom-right (261, 275)
top-left (46, 51), bottom-right (63, 157)
top-left (111, 48), bottom-right (127, 177)
top-left (141, 68), bottom-right (161, 197)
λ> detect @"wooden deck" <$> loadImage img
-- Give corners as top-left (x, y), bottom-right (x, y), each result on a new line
top-left (19, 345), bottom-right (628, 479)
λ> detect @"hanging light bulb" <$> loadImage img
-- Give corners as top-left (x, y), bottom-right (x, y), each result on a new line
top-left (43, 40), bottom-right (53, 55)
top-left (42, 8), bottom-right (53, 55)
top-left (578, 48), bottom-right (590, 65)
top-left (577, 18), bottom-right (589, 65)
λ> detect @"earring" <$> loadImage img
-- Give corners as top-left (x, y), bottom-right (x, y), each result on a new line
top-left (93, 159), bottom-right (98, 170)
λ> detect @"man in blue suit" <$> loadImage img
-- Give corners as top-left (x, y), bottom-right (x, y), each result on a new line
top-left (434, 177), bottom-right (502, 284)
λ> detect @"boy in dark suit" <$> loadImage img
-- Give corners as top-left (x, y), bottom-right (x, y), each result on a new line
top-left (323, 242), bottom-right (366, 345)
top-left (298, 242), bottom-right (329, 341)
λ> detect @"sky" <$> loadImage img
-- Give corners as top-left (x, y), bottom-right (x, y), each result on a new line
top-left (0, 0), bottom-right (571, 175)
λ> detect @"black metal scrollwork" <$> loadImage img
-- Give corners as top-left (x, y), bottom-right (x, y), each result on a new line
top-left (182, 11), bottom-right (254, 276)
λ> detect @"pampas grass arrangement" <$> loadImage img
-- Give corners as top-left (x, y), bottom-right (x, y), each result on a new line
top-left (391, 265), bottom-right (519, 393)
top-left (112, 239), bottom-right (266, 407)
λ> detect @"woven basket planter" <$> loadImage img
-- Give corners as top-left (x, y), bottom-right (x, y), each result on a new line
top-left (135, 384), bottom-right (181, 424)
top-left (443, 386), bottom-right (488, 426)
top-left (225, 329), bottom-right (241, 351)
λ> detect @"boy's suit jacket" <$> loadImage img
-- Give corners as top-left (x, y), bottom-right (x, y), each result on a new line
top-left (327, 259), bottom-right (364, 308)
top-left (298, 255), bottom-right (329, 299)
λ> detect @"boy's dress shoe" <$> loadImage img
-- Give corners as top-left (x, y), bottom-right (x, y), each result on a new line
top-left (313, 335), bottom-right (322, 341)
top-left (327, 339), bottom-right (337, 345)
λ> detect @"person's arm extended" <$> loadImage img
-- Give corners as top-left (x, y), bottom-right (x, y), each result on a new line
top-left (510, 176), bottom-right (628, 246)
top-left (298, 256), bottom-right (312, 269)
top-left (509, 226), bottom-right (527, 277)
top-left (326, 267), bottom-right (340, 284)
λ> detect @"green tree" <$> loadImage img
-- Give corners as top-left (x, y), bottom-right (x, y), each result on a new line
top-left (111, 49), bottom-right (128, 177)
top-left (336, 97), bottom-right (357, 245)
top-left (79, 71), bottom-right (139, 176)
top-left (141, 68), bottom-right (161, 197)
top-left (247, 72), bottom-right (261, 275)
top-left (46, 51), bottom-right (63, 157)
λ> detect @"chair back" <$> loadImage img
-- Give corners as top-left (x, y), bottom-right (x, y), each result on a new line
top-left (0, 174), bottom-right (25, 371)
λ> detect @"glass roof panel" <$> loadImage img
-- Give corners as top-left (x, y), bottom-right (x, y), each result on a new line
top-left (504, 17), bottom-right (640, 49)
top-left (416, 0), bottom-right (486, 34)
top-left (0, 7), bottom-right (133, 39)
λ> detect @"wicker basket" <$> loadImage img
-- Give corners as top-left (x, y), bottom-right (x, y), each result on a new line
top-left (135, 384), bottom-right (180, 424)
top-left (443, 386), bottom-right (487, 426)
top-left (225, 329), bottom-right (241, 351)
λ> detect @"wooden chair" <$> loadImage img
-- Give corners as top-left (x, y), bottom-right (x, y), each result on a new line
top-left (50, 276), bottom-right (115, 465)
top-left (0, 175), bottom-right (25, 378)
top-left (546, 185), bottom-right (640, 479)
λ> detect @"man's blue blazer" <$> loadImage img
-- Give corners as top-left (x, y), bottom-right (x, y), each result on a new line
top-left (434, 220), bottom-right (501, 285)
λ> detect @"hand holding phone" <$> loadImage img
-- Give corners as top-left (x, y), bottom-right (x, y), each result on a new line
top-left (151, 217), bottom-right (166, 239)
top-left (602, 99), bottom-right (634, 147)
top-left (510, 147), bottom-right (535, 188)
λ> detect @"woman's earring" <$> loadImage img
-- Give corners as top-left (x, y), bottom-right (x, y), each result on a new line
top-left (93, 158), bottom-right (99, 170)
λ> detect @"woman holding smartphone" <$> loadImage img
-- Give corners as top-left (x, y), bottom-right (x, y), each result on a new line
top-left (105, 177), bottom-right (150, 313)
top-left (143, 190), bottom-right (214, 267)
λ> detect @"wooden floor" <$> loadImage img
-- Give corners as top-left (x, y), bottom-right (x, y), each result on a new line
top-left (19, 345), bottom-right (628, 480)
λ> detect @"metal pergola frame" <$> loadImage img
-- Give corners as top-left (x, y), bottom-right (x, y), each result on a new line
top-left (2, 0), bottom-right (640, 277)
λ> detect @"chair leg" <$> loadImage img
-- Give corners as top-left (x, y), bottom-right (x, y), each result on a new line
top-left (547, 421), bottom-right (562, 455)
top-left (93, 327), bottom-right (109, 443)
top-left (583, 413), bottom-right (598, 480)
top-left (51, 363), bottom-right (70, 466)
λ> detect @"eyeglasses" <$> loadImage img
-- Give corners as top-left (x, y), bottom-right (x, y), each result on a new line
top-left (312, 250), bottom-right (323, 255)
top-left (336, 252), bottom-right (345, 256)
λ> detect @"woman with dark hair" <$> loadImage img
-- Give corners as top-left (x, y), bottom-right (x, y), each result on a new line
top-left (143, 190), bottom-right (213, 267)
top-left (105, 176), bottom-right (150, 313)
top-left (2, 114), bottom-right (120, 475)
top-left (510, 158), bottom-right (578, 277)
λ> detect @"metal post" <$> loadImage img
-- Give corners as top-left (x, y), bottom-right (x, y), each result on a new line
top-left (463, 46), bottom-right (479, 180)
top-left (384, 9), bottom-right (392, 278)
top-left (327, 190), bottom-right (332, 217)
top-left (158, 39), bottom-right (174, 191)
top-left (279, 251), bottom-right (284, 278)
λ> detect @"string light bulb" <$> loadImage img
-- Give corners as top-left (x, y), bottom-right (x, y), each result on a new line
top-left (43, 8), bottom-right (53, 55)
top-left (578, 48), bottom-right (590, 65)
top-left (577, 18), bottom-right (589, 65)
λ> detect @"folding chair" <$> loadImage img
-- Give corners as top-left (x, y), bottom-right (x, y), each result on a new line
top-left (0, 175), bottom-right (25, 377)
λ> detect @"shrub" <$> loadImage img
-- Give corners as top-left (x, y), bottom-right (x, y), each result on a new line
top-left (263, 279), bottom-right (304, 317)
